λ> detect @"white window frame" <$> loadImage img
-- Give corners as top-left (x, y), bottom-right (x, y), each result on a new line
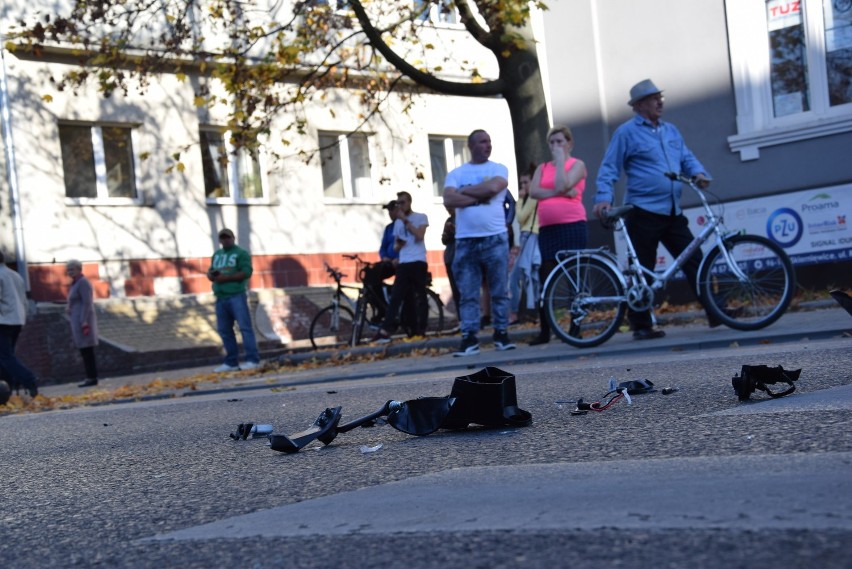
top-left (201, 127), bottom-right (270, 205)
top-left (413, 0), bottom-right (461, 26)
top-left (60, 122), bottom-right (142, 206)
top-left (725, 0), bottom-right (852, 160)
top-left (428, 135), bottom-right (469, 198)
top-left (318, 131), bottom-right (376, 203)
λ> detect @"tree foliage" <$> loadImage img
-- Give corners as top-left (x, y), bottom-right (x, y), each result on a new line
top-left (8, 0), bottom-right (553, 174)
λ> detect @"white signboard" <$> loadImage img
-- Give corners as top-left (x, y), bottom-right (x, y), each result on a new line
top-left (766, 0), bottom-right (803, 32)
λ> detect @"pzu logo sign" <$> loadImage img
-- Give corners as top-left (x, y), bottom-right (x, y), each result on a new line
top-left (766, 208), bottom-right (802, 248)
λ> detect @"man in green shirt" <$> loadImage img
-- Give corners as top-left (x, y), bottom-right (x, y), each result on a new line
top-left (207, 228), bottom-right (260, 372)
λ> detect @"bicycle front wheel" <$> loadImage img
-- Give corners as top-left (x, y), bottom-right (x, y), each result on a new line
top-left (309, 305), bottom-right (355, 350)
top-left (544, 257), bottom-right (625, 348)
top-left (699, 234), bottom-right (795, 330)
top-left (350, 295), bottom-right (369, 347)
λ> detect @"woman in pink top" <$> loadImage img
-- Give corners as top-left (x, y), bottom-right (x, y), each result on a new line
top-left (528, 125), bottom-right (588, 345)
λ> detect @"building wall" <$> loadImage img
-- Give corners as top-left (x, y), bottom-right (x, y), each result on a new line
top-left (542, 0), bottom-right (852, 288)
top-left (0, 3), bottom-right (518, 301)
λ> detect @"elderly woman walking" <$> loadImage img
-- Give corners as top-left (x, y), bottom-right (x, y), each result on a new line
top-left (66, 260), bottom-right (99, 387)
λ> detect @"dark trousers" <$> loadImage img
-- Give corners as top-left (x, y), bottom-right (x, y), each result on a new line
top-left (0, 324), bottom-right (37, 396)
top-left (80, 346), bottom-right (98, 380)
top-left (382, 261), bottom-right (428, 335)
top-left (443, 243), bottom-right (460, 315)
top-left (625, 207), bottom-right (712, 329)
top-left (362, 261), bottom-right (396, 320)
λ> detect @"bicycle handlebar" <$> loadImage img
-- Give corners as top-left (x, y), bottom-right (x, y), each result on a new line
top-left (665, 172), bottom-right (697, 184)
top-left (602, 204), bottom-right (634, 222)
top-left (323, 261), bottom-right (345, 283)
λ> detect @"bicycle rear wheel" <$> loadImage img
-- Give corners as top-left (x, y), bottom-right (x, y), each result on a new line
top-left (424, 289), bottom-right (445, 335)
top-left (544, 256), bottom-right (626, 348)
top-left (699, 234), bottom-right (795, 330)
top-left (309, 305), bottom-right (355, 350)
top-left (399, 289), bottom-right (445, 337)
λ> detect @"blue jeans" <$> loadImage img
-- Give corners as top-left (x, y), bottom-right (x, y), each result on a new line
top-left (452, 232), bottom-right (510, 335)
top-left (215, 292), bottom-right (259, 366)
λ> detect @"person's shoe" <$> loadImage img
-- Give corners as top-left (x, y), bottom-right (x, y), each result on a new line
top-left (371, 329), bottom-right (391, 344)
top-left (632, 328), bottom-right (666, 340)
top-left (213, 363), bottom-right (240, 373)
top-left (529, 333), bottom-right (550, 346)
top-left (493, 330), bottom-right (516, 351)
top-left (78, 379), bottom-right (98, 388)
top-left (453, 334), bottom-right (480, 357)
top-left (480, 315), bottom-right (492, 327)
top-left (239, 361), bottom-right (260, 371)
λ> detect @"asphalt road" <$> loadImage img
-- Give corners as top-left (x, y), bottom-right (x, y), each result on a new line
top-left (1, 309), bottom-right (851, 569)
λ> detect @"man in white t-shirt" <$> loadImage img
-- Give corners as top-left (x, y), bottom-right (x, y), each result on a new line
top-left (443, 129), bottom-right (516, 356)
top-left (371, 191), bottom-right (429, 341)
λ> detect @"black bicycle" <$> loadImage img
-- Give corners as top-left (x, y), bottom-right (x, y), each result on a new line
top-left (309, 255), bottom-right (445, 349)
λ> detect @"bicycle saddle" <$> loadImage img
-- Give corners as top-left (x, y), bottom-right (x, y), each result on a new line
top-left (603, 204), bottom-right (634, 221)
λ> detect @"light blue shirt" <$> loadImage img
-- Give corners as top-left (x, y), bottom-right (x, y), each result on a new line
top-left (595, 114), bottom-right (709, 216)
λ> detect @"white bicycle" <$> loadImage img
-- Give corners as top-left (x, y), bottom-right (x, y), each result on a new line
top-left (540, 172), bottom-right (797, 347)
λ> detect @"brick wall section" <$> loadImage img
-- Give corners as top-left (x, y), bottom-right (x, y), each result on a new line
top-left (16, 288), bottom-right (334, 385)
top-left (26, 251), bottom-right (450, 302)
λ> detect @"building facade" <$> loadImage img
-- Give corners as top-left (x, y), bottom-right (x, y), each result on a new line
top-left (1, 0), bottom-right (850, 309)
top-left (0, 0), bottom-right (516, 303)
top-left (542, 0), bottom-right (851, 291)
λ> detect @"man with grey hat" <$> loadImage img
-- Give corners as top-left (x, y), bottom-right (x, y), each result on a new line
top-left (593, 79), bottom-right (717, 340)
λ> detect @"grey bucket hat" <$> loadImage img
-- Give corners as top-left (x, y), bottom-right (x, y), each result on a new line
top-left (628, 79), bottom-right (663, 106)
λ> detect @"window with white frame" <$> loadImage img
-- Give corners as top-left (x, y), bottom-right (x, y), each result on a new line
top-left (413, 0), bottom-right (458, 24)
top-left (318, 132), bottom-right (374, 200)
top-left (200, 128), bottom-right (267, 202)
top-left (305, 0), bottom-right (349, 10)
top-left (428, 135), bottom-right (470, 196)
top-left (59, 123), bottom-right (138, 202)
top-left (725, 0), bottom-right (852, 160)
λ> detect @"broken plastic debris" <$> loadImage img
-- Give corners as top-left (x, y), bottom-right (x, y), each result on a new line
top-left (230, 423), bottom-right (274, 440)
top-left (662, 387), bottom-right (679, 395)
top-left (360, 443), bottom-right (383, 453)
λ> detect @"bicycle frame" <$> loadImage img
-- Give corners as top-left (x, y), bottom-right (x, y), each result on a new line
top-left (541, 177), bottom-right (751, 307)
top-left (616, 182), bottom-right (751, 296)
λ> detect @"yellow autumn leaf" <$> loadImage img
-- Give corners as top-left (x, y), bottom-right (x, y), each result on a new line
top-left (41, 94), bottom-right (53, 103)
top-left (176, 162), bottom-right (185, 172)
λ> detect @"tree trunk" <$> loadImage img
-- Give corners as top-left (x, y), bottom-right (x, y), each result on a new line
top-left (498, 29), bottom-right (552, 181)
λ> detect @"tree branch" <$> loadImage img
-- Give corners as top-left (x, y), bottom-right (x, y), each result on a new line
top-left (347, 0), bottom-right (504, 98)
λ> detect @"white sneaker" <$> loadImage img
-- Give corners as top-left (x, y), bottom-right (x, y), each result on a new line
top-left (239, 361), bottom-right (260, 371)
top-left (213, 363), bottom-right (240, 373)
